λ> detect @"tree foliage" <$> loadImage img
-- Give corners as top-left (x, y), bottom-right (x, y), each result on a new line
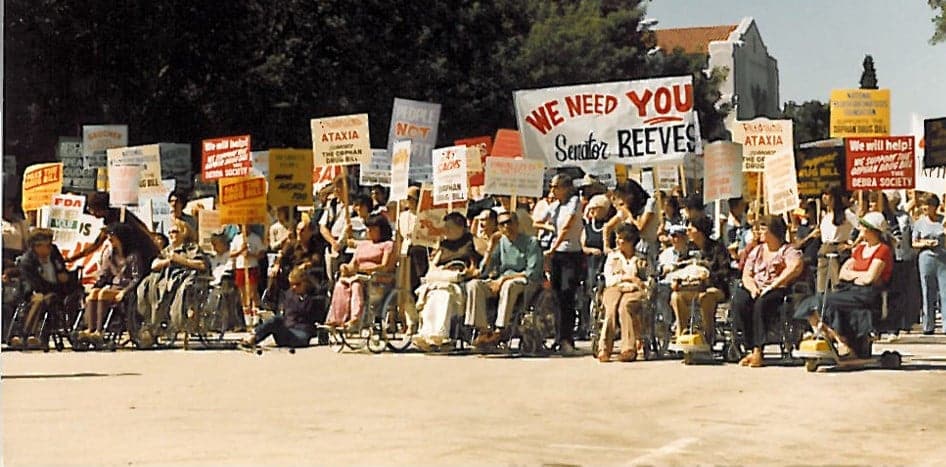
top-left (931, 0), bottom-right (946, 44)
top-left (781, 100), bottom-right (830, 146)
top-left (4, 0), bottom-right (727, 172)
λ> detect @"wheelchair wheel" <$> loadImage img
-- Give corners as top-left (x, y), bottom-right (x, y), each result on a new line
top-left (327, 328), bottom-right (345, 353)
top-left (337, 325), bottom-right (369, 351)
top-left (366, 324), bottom-right (386, 354)
top-left (380, 288), bottom-right (413, 352)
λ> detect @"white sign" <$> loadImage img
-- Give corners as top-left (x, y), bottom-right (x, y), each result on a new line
top-left (107, 144), bottom-right (163, 195)
top-left (483, 158), bottom-right (546, 198)
top-left (656, 165), bottom-right (680, 192)
top-left (731, 118), bottom-right (793, 172)
top-left (389, 140), bottom-right (412, 202)
top-left (48, 194), bottom-right (86, 245)
top-left (582, 160), bottom-right (617, 189)
top-left (702, 141), bottom-right (743, 204)
top-left (109, 165), bottom-right (142, 206)
top-left (432, 146), bottom-right (468, 204)
top-left (56, 213), bottom-right (105, 288)
top-left (360, 149), bottom-right (392, 187)
top-left (311, 113), bottom-right (372, 166)
top-left (386, 98), bottom-right (441, 182)
top-left (82, 124), bottom-right (127, 169)
top-left (250, 150), bottom-right (270, 179)
top-left (764, 149), bottom-right (800, 215)
top-left (514, 76), bottom-right (701, 169)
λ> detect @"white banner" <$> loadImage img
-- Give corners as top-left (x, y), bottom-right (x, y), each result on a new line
top-left (432, 146), bottom-right (468, 204)
top-left (514, 76), bottom-right (701, 169)
top-left (483, 158), bottom-right (546, 198)
top-left (389, 140), bottom-right (412, 202)
top-left (702, 141), bottom-right (743, 204)
top-left (386, 98), bottom-right (440, 182)
top-left (360, 149), bottom-right (392, 187)
top-left (731, 118), bottom-right (793, 172)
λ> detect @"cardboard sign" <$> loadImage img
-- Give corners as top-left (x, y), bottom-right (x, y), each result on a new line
top-left (797, 144), bottom-right (845, 197)
top-left (845, 136), bottom-right (915, 190)
top-left (250, 150), bottom-right (269, 179)
top-left (412, 185), bottom-right (467, 248)
top-left (268, 148), bottom-right (314, 206)
top-left (22, 163), bottom-right (63, 211)
top-left (48, 194), bottom-right (86, 245)
top-left (55, 212), bottom-right (105, 287)
top-left (311, 113), bottom-right (371, 166)
top-left (702, 142), bottom-right (743, 204)
top-left (108, 165), bottom-right (142, 206)
top-left (492, 129), bottom-right (523, 158)
top-left (198, 209), bottom-right (222, 252)
top-left (107, 144), bottom-right (163, 195)
top-left (583, 160), bottom-right (618, 189)
top-left (201, 135), bottom-right (251, 181)
top-left (829, 89), bottom-right (890, 137)
top-left (312, 165), bottom-right (344, 186)
top-left (432, 146), bottom-right (468, 204)
top-left (59, 138), bottom-right (97, 192)
top-left (82, 125), bottom-right (127, 169)
top-left (924, 117), bottom-right (946, 169)
top-left (655, 165), bottom-right (679, 192)
top-left (158, 143), bottom-right (193, 192)
top-left (455, 136), bottom-right (492, 186)
top-left (483, 158), bottom-right (545, 198)
top-left (764, 150), bottom-right (799, 215)
top-left (184, 197), bottom-right (215, 216)
top-left (389, 140), bottom-right (412, 202)
top-left (360, 149), bottom-right (392, 187)
top-left (218, 176), bottom-right (268, 225)
top-left (731, 118), bottom-right (793, 172)
top-left (386, 98), bottom-right (441, 183)
top-left (514, 76), bottom-right (701, 169)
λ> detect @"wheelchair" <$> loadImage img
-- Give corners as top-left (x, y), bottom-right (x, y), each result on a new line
top-left (5, 287), bottom-right (84, 352)
top-left (590, 261), bottom-right (672, 361)
top-left (715, 281), bottom-right (811, 364)
top-left (71, 285), bottom-right (145, 351)
top-left (323, 269), bottom-right (413, 354)
top-left (462, 279), bottom-right (558, 357)
top-left (140, 273), bottom-right (239, 349)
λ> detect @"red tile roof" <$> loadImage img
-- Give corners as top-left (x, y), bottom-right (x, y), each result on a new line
top-left (653, 24), bottom-right (738, 55)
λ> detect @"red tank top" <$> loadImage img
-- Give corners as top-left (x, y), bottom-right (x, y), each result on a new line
top-left (851, 242), bottom-right (893, 285)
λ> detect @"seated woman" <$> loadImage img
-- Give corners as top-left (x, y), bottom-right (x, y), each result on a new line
top-left (12, 229), bottom-right (81, 348)
top-left (241, 267), bottom-right (322, 348)
top-left (137, 219), bottom-right (208, 344)
top-left (795, 212), bottom-right (893, 358)
top-left (670, 215), bottom-right (731, 345)
top-left (413, 212), bottom-right (481, 351)
top-left (597, 223), bottom-right (647, 363)
top-left (206, 232), bottom-right (245, 332)
top-left (324, 215), bottom-right (395, 329)
top-left (731, 216), bottom-right (804, 367)
top-left (79, 223), bottom-right (150, 347)
top-left (266, 219), bottom-right (324, 309)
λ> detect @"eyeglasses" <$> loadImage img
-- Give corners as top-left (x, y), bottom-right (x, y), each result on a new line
top-left (168, 230), bottom-right (180, 234)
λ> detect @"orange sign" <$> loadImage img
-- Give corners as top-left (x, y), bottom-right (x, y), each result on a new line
top-left (22, 163), bottom-right (64, 211)
top-left (492, 129), bottom-right (523, 158)
top-left (218, 176), bottom-right (268, 225)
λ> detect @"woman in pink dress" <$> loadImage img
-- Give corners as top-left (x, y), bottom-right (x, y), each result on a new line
top-left (325, 215), bottom-right (395, 329)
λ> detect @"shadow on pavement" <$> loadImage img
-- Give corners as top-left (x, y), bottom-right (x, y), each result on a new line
top-left (3, 372), bottom-right (141, 380)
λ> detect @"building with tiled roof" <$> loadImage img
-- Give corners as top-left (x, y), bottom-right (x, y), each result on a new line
top-left (654, 17), bottom-right (780, 131)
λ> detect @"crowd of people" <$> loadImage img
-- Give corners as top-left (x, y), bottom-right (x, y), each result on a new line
top-left (3, 171), bottom-right (945, 365)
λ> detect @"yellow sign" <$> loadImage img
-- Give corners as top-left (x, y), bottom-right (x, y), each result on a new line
top-left (829, 89), bottom-right (890, 137)
top-left (22, 163), bottom-right (64, 211)
top-left (268, 148), bottom-right (314, 206)
top-left (218, 176), bottom-right (268, 225)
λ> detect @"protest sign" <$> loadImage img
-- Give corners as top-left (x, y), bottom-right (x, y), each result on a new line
top-left (702, 142), bottom-right (743, 204)
top-left (107, 144), bottom-right (163, 195)
top-left (912, 114), bottom-right (946, 193)
top-left (312, 165), bottom-right (344, 186)
top-left (829, 89), bottom-right (890, 138)
top-left (22, 163), bottom-right (63, 211)
top-left (492, 129), bottom-right (523, 158)
top-left (389, 140), bottom-right (412, 202)
top-left (108, 165), bottom-right (142, 206)
top-left (48, 194), bottom-right (86, 245)
top-left (311, 113), bottom-right (371, 166)
top-left (731, 118), bottom-right (793, 172)
top-left (432, 146), bottom-right (468, 204)
top-left (58, 138), bottom-right (97, 192)
top-left (797, 143), bottom-right (845, 197)
top-left (201, 135), bottom-right (251, 181)
top-left (250, 150), bottom-right (269, 178)
top-left (924, 117), bottom-right (946, 169)
top-left (268, 149), bottom-right (314, 206)
top-left (455, 136), bottom-right (492, 186)
top-left (219, 176), bottom-right (268, 225)
top-left (386, 98), bottom-right (440, 182)
top-left (764, 150), bottom-right (800, 215)
top-left (483, 158), bottom-right (545, 198)
top-left (82, 125), bottom-right (127, 169)
top-left (514, 76), bottom-right (701, 169)
top-left (56, 212), bottom-right (105, 287)
top-left (412, 185), bottom-right (467, 248)
top-left (583, 160), bottom-right (618, 189)
top-left (845, 136), bottom-right (915, 190)
top-left (198, 209), bottom-right (222, 253)
top-left (184, 197), bottom-right (215, 216)
top-left (158, 143), bottom-right (193, 192)
top-left (360, 149), bottom-right (392, 187)
top-left (655, 165), bottom-right (680, 192)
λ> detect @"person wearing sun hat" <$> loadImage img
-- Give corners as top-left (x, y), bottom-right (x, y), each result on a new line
top-left (794, 210), bottom-right (894, 358)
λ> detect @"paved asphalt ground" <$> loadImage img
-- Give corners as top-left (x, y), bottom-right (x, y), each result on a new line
top-left (3, 337), bottom-right (946, 466)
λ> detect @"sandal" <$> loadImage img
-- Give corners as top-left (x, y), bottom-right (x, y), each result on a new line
top-left (597, 350), bottom-right (611, 363)
top-left (618, 350), bottom-right (637, 362)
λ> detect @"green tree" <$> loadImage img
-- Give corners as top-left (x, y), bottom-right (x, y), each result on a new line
top-left (931, 0), bottom-right (946, 44)
top-left (780, 100), bottom-right (830, 146)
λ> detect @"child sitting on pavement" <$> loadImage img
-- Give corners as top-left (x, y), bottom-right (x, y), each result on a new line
top-left (240, 267), bottom-right (324, 349)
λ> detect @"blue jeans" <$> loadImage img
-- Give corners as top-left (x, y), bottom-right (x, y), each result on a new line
top-left (254, 315), bottom-right (311, 347)
top-left (918, 252), bottom-right (946, 333)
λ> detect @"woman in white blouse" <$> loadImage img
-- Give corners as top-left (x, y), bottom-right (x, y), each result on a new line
top-left (596, 223), bottom-right (646, 363)
top-left (815, 186), bottom-right (860, 293)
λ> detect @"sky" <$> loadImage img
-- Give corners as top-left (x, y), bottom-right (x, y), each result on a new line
top-left (646, 0), bottom-right (946, 134)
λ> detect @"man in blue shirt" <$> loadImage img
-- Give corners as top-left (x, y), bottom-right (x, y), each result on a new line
top-left (465, 211), bottom-right (543, 347)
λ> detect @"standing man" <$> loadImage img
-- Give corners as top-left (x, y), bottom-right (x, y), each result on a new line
top-left (540, 174), bottom-right (584, 354)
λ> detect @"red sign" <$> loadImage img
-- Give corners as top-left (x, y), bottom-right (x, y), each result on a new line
top-left (845, 136), bottom-right (915, 190)
top-left (312, 165), bottom-right (344, 184)
top-left (455, 136), bottom-right (493, 186)
top-left (492, 129), bottom-right (522, 158)
top-left (201, 135), bottom-right (252, 181)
